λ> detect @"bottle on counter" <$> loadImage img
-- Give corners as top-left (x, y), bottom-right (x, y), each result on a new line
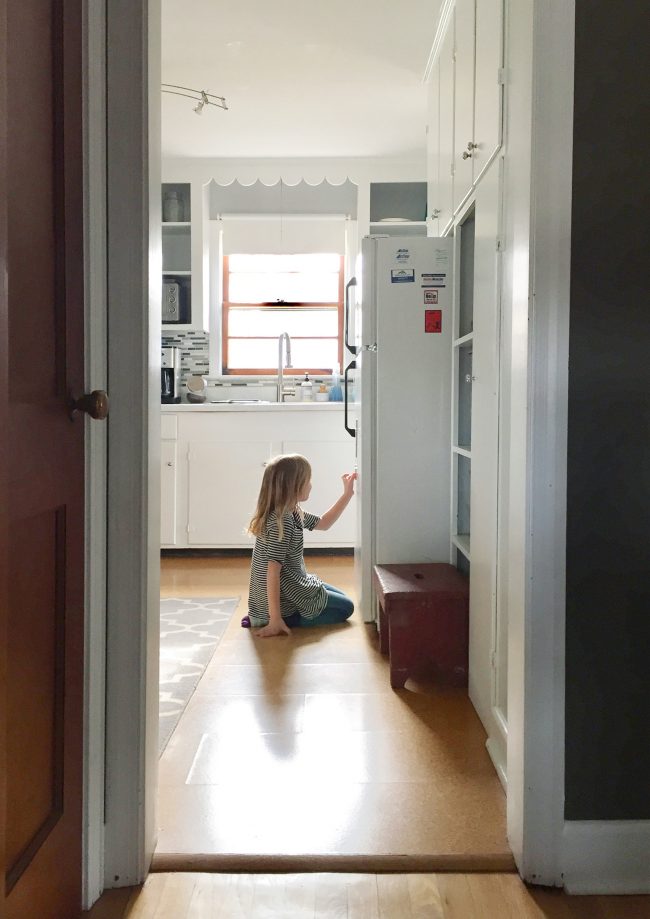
top-left (300, 373), bottom-right (313, 401)
top-left (329, 362), bottom-right (343, 401)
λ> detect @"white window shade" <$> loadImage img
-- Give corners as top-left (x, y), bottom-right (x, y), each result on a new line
top-left (219, 215), bottom-right (347, 255)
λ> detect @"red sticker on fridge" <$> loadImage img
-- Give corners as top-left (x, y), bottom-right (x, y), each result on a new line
top-left (425, 309), bottom-right (442, 333)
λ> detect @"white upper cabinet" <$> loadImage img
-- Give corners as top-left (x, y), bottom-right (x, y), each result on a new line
top-left (427, 0), bottom-right (504, 227)
top-left (453, 0), bottom-right (476, 211)
top-left (473, 0), bottom-right (504, 182)
top-left (426, 60), bottom-right (441, 237)
top-left (438, 19), bottom-right (456, 232)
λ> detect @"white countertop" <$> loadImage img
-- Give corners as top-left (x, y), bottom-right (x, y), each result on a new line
top-left (161, 401), bottom-right (345, 412)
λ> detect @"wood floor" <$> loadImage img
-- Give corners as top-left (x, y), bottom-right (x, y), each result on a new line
top-left (84, 554), bottom-right (650, 916)
top-left (85, 871), bottom-right (650, 918)
top-left (156, 554), bottom-right (510, 870)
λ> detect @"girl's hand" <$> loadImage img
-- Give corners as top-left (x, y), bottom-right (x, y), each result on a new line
top-left (342, 471), bottom-right (357, 498)
top-left (255, 619), bottom-right (291, 639)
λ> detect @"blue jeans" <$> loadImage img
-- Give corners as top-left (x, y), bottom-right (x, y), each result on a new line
top-left (285, 582), bottom-right (354, 628)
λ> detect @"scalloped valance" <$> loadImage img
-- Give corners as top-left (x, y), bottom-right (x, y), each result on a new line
top-left (208, 178), bottom-right (358, 218)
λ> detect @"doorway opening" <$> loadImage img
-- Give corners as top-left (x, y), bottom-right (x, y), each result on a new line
top-left (152, 0), bottom-right (509, 872)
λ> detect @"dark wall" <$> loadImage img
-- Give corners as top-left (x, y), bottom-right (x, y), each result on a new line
top-left (565, 2), bottom-right (650, 819)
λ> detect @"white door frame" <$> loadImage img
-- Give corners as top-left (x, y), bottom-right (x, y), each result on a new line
top-left (500, 0), bottom-right (574, 886)
top-left (84, 0), bottom-right (576, 902)
top-left (84, 0), bottom-right (162, 901)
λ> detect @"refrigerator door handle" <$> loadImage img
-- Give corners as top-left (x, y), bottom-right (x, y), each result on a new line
top-left (344, 277), bottom-right (359, 356)
top-left (344, 359), bottom-right (356, 438)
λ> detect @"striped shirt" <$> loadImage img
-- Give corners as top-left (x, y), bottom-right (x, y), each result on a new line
top-left (248, 509), bottom-right (327, 626)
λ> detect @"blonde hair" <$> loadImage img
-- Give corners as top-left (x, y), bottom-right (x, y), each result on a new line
top-left (248, 454), bottom-right (312, 541)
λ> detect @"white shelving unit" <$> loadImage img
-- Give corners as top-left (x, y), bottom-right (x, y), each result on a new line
top-left (450, 209), bottom-right (475, 569)
top-left (162, 183), bottom-right (193, 329)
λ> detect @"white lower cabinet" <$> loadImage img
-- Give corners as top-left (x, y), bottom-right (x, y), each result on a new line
top-left (161, 408), bottom-right (354, 549)
top-left (282, 439), bottom-right (357, 545)
top-left (161, 440), bottom-right (178, 545)
top-left (187, 441), bottom-right (272, 546)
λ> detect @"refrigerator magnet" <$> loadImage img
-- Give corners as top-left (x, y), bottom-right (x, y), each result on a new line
top-left (391, 268), bottom-right (415, 283)
top-left (425, 309), bottom-right (442, 333)
top-left (424, 289), bottom-right (439, 304)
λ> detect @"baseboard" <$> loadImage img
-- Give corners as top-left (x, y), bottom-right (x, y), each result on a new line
top-left (562, 820), bottom-right (650, 894)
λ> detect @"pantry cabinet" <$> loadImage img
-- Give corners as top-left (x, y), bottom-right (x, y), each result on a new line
top-left (161, 407), bottom-right (356, 549)
top-left (427, 0), bottom-right (504, 231)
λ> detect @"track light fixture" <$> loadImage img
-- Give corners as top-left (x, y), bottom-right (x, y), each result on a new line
top-left (161, 84), bottom-right (228, 115)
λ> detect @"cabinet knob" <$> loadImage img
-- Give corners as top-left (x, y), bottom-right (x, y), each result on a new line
top-left (167, 462), bottom-right (173, 467)
top-left (462, 150), bottom-right (472, 160)
top-left (467, 141), bottom-right (478, 150)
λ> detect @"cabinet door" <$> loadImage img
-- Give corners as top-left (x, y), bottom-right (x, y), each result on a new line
top-left (453, 0), bottom-right (476, 212)
top-left (468, 159), bottom-right (502, 742)
top-left (161, 441), bottom-right (178, 545)
top-left (426, 61), bottom-right (441, 237)
top-left (282, 440), bottom-right (357, 545)
top-left (473, 0), bottom-right (504, 182)
top-left (187, 441), bottom-right (272, 545)
top-left (438, 15), bottom-right (455, 232)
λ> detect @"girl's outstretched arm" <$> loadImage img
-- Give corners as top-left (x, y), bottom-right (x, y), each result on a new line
top-left (255, 560), bottom-right (291, 638)
top-left (314, 472), bottom-right (357, 531)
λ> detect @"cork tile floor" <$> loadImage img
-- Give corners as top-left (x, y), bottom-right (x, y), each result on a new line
top-left (156, 555), bottom-right (512, 870)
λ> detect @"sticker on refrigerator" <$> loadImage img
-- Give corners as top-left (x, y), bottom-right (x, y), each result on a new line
top-left (395, 248), bottom-right (410, 262)
top-left (391, 268), bottom-right (415, 283)
top-left (424, 289), bottom-right (439, 304)
top-left (425, 309), bottom-right (442, 333)
top-left (421, 272), bottom-right (446, 287)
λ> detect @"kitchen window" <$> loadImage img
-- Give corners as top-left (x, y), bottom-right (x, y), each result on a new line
top-left (222, 253), bottom-right (344, 374)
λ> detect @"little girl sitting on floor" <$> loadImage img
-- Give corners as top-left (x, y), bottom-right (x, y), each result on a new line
top-left (244, 453), bottom-right (356, 638)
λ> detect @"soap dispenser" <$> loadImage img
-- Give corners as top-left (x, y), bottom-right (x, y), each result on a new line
top-left (301, 373), bottom-right (313, 402)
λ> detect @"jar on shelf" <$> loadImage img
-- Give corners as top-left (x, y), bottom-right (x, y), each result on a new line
top-left (163, 190), bottom-right (183, 222)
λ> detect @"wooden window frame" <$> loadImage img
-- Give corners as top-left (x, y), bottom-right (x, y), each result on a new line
top-left (221, 255), bottom-right (345, 375)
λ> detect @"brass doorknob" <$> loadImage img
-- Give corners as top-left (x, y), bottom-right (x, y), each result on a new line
top-left (70, 390), bottom-right (109, 420)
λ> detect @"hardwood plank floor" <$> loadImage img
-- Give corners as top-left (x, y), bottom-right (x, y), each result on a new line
top-left (84, 872), bottom-right (650, 918)
top-left (156, 554), bottom-right (511, 870)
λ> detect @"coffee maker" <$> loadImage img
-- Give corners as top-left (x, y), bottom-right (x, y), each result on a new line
top-left (161, 347), bottom-right (182, 403)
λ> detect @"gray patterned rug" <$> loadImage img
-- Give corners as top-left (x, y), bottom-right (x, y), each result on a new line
top-left (159, 597), bottom-right (239, 755)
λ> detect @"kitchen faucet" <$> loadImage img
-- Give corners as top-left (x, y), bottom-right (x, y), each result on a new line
top-left (277, 332), bottom-right (294, 402)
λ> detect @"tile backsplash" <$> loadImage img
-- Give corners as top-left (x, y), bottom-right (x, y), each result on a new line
top-left (161, 331), bottom-right (210, 385)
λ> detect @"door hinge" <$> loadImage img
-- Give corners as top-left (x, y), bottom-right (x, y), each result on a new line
top-left (186, 524), bottom-right (191, 535)
top-left (490, 650), bottom-right (497, 670)
top-left (497, 67), bottom-right (506, 85)
top-left (496, 237), bottom-right (504, 252)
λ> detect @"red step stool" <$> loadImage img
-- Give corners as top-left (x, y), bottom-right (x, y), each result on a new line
top-left (373, 563), bottom-right (469, 689)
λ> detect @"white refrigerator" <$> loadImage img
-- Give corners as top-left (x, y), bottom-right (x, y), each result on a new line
top-left (344, 235), bottom-right (454, 622)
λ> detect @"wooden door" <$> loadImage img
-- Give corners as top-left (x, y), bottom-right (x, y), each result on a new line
top-left (0, 1), bottom-right (86, 916)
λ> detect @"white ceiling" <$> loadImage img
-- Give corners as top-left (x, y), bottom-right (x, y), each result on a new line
top-left (161, 0), bottom-right (442, 160)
